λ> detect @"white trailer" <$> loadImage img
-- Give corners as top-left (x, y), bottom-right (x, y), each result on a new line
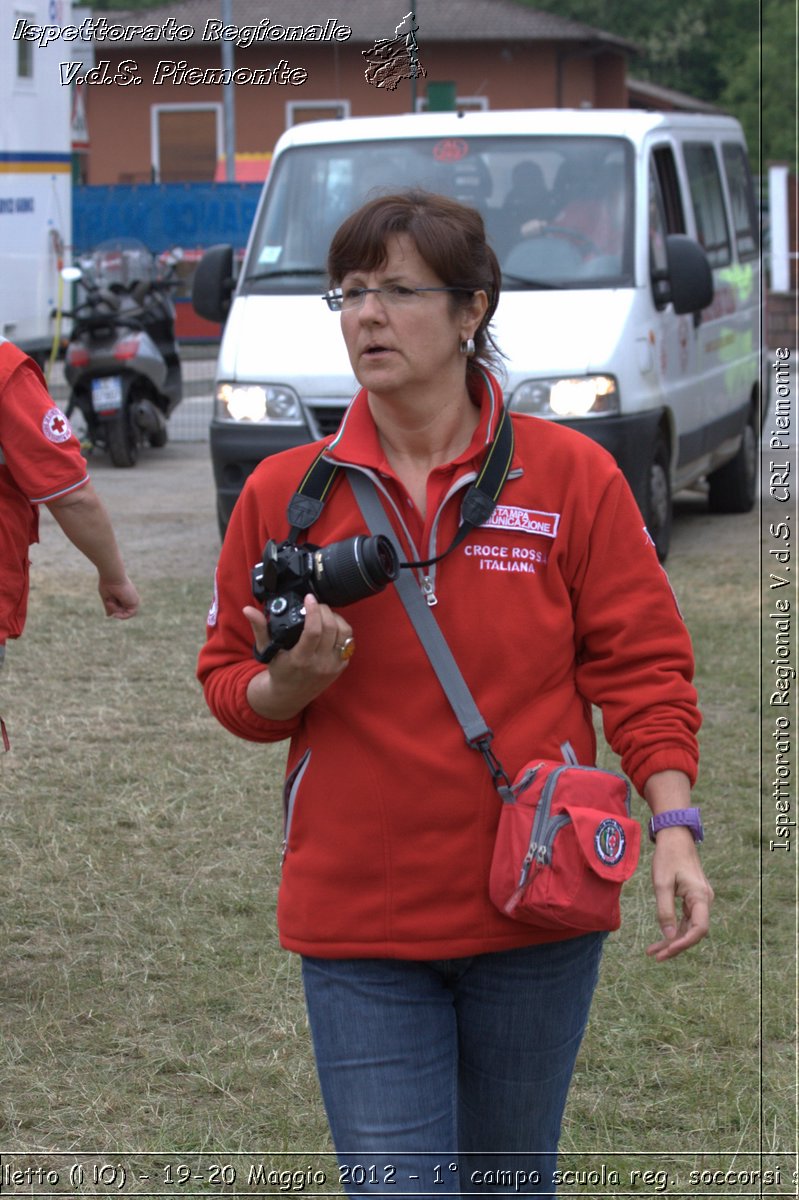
top-left (0, 0), bottom-right (73, 363)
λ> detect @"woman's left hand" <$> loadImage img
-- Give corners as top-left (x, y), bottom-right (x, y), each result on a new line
top-left (243, 594), bottom-right (355, 721)
top-left (646, 828), bottom-right (714, 961)
top-left (643, 770), bottom-right (713, 962)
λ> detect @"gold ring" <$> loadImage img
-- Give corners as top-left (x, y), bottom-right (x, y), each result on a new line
top-left (336, 636), bottom-right (355, 662)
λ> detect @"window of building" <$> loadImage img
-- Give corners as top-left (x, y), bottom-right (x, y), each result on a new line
top-left (15, 12), bottom-right (34, 80)
top-left (683, 142), bottom-right (732, 267)
top-left (415, 95), bottom-right (489, 113)
top-left (151, 104), bottom-right (221, 183)
top-left (286, 101), bottom-right (350, 127)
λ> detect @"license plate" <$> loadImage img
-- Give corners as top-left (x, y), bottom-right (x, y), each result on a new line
top-left (91, 376), bottom-right (123, 414)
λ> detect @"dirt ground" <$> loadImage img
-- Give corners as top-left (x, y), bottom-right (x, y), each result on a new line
top-left (32, 440), bottom-right (221, 586)
top-left (30, 435), bottom-right (764, 590)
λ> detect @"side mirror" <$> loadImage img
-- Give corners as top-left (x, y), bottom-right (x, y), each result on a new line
top-left (663, 234), bottom-right (714, 315)
top-left (192, 244), bottom-right (235, 324)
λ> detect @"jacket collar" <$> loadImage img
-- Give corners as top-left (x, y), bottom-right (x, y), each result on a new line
top-left (323, 368), bottom-right (508, 474)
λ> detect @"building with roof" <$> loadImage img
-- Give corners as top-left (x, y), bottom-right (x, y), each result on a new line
top-left (70, 0), bottom-right (644, 184)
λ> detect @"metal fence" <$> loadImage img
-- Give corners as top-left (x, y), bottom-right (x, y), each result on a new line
top-left (47, 343), bottom-right (218, 442)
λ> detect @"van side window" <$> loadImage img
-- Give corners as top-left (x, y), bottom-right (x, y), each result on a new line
top-left (683, 143), bottom-right (732, 267)
top-left (648, 165), bottom-right (670, 308)
top-left (721, 142), bottom-right (759, 260)
top-left (651, 146), bottom-right (685, 233)
top-left (649, 149), bottom-right (683, 309)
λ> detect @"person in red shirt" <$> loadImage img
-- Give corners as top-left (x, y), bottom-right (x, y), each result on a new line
top-left (198, 192), bottom-right (712, 1196)
top-left (520, 160), bottom-right (626, 261)
top-left (0, 338), bottom-right (139, 691)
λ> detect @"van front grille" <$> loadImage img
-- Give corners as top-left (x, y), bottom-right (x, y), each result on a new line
top-left (307, 402), bottom-right (349, 438)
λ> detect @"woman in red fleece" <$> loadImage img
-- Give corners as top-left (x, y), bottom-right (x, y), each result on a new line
top-left (198, 192), bottom-right (712, 1196)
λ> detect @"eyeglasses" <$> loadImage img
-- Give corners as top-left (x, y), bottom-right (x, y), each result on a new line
top-left (322, 284), bottom-right (474, 312)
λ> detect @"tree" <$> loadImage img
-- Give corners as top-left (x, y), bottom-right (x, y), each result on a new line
top-left (721, 0), bottom-right (797, 168)
top-left (516, 0), bottom-right (781, 159)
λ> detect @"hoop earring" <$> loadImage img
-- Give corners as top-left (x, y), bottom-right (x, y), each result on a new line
top-left (460, 337), bottom-right (476, 357)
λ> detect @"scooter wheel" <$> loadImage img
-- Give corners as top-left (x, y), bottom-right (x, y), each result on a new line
top-left (107, 414), bottom-right (138, 468)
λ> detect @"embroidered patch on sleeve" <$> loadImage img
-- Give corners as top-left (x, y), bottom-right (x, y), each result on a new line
top-left (42, 407), bottom-right (73, 444)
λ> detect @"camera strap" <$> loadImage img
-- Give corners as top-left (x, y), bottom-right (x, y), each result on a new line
top-left (285, 452), bottom-right (344, 542)
top-left (284, 404), bottom-right (515, 570)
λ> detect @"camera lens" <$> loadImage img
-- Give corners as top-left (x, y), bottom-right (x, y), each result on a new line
top-left (313, 535), bottom-right (399, 606)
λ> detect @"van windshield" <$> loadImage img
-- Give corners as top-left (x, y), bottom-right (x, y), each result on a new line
top-left (243, 135), bottom-right (634, 294)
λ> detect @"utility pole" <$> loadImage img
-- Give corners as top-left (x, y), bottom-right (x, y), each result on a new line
top-left (221, 0), bottom-right (236, 180)
top-left (410, 5), bottom-right (417, 113)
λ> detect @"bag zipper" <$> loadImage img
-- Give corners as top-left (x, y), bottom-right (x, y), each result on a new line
top-left (514, 765), bottom-right (569, 888)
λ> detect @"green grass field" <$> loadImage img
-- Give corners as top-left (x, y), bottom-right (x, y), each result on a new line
top-left (0, 453), bottom-right (792, 1197)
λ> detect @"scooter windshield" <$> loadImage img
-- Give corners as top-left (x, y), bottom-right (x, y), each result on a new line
top-left (86, 238), bottom-right (156, 290)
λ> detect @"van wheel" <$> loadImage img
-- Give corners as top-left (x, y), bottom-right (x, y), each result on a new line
top-left (707, 409), bottom-right (757, 513)
top-left (644, 434), bottom-right (672, 562)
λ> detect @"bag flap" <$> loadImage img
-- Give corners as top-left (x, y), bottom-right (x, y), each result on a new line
top-left (562, 805), bottom-right (641, 881)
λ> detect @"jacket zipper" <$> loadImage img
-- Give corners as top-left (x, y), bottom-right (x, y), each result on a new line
top-left (331, 462), bottom-right (524, 608)
top-left (282, 748), bottom-right (311, 863)
top-left (335, 465), bottom-right (476, 607)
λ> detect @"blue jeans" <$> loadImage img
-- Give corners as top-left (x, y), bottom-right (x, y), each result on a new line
top-left (301, 934), bottom-right (605, 1198)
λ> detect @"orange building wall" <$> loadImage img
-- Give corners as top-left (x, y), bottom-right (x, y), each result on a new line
top-left (83, 43), bottom-right (629, 185)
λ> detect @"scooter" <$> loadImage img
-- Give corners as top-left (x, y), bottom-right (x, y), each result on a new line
top-left (61, 238), bottom-right (183, 467)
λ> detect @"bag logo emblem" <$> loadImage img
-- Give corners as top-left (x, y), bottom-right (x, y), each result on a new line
top-left (594, 818), bottom-right (626, 865)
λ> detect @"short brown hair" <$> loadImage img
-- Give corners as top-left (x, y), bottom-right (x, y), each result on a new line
top-left (327, 190), bottom-right (503, 379)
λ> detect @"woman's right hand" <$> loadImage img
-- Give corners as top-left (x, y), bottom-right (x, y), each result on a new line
top-left (243, 594), bottom-right (354, 721)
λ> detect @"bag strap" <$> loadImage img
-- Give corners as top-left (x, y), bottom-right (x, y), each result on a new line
top-left (348, 468), bottom-right (511, 794)
top-left (285, 405), bottom-right (514, 570)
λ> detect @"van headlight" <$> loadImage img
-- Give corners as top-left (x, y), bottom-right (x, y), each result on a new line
top-left (509, 375), bottom-right (619, 418)
top-left (216, 382), bottom-right (304, 425)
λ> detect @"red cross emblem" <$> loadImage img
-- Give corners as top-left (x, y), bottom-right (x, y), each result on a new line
top-left (42, 407), bottom-right (73, 444)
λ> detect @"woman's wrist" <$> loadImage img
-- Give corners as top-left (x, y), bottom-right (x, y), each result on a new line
top-left (643, 768), bottom-right (693, 815)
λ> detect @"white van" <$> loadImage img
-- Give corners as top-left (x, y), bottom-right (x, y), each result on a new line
top-left (193, 108), bottom-right (761, 558)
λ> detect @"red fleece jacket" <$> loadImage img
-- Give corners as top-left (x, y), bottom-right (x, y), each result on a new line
top-left (198, 371), bottom-right (700, 959)
top-left (0, 339), bottom-right (89, 642)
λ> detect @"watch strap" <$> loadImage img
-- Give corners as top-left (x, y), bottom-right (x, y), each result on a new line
top-left (648, 807), bottom-right (703, 843)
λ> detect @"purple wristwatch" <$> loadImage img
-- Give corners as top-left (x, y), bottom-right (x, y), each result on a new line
top-left (647, 807), bottom-right (704, 843)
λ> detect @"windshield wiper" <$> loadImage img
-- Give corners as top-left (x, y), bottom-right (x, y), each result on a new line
top-left (501, 271), bottom-right (559, 290)
top-left (246, 267), bottom-right (327, 283)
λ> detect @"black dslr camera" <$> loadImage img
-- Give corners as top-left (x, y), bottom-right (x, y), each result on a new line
top-left (251, 534), bottom-right (399, 662)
